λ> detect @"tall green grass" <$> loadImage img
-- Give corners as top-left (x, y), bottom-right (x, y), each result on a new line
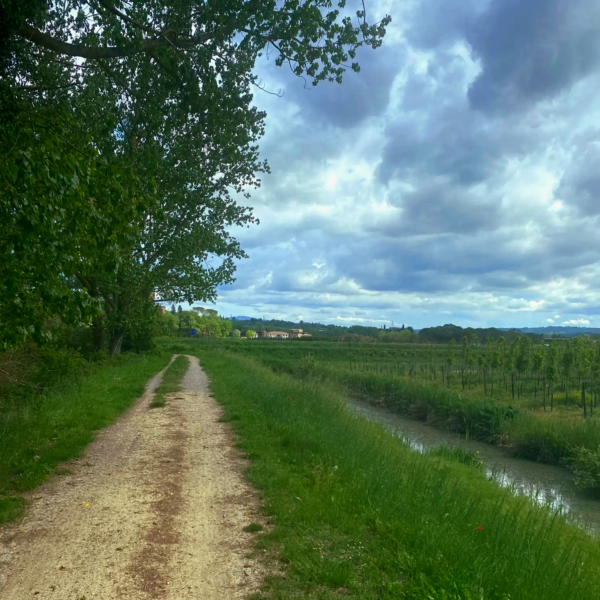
top-left (0, 352), bottom-right (170, 524)
top-left (200, 349), bottom-right (600, 599)
top-left (288, 358), bottom-right (600, 464)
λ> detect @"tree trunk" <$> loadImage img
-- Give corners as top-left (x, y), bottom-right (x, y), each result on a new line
top-left (92, 317), bottom-right (104, 352)
top-left (543, 383), bottom-right (546, 411)
top-left (110, 330), bottom-right (125, 355)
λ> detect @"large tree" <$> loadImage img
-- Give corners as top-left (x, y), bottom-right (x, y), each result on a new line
top-left (0, 1), bottom-right (390, 350)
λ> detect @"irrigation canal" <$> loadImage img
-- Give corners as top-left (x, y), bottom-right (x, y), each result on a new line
top-left (347, 397), bottom-right (600, 535)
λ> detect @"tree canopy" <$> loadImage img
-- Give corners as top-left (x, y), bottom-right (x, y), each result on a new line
top-left (0, 1), bottom-right (390, 350)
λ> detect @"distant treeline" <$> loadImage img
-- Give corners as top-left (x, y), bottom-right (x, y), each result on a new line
top-left (229, 318), bottom-right (386, 340)
top-left (416, 324), bottom-right (543, 344)
top-left (230, 319), bottom-right (545, 344)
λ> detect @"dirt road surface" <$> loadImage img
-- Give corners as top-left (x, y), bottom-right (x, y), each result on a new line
top-left (0, 355), bottom-right (263, 599)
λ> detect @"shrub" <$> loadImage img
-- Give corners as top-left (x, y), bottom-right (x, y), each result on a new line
top-left (566, 447), bottom-right (600, 493)
top-left (36, 347), bottom-right (88, 388)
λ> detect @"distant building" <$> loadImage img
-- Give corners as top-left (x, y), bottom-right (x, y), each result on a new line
top-left (264, 331), bottom-right (289, 339)
top-left (289, 329), bottom-right (303, 338)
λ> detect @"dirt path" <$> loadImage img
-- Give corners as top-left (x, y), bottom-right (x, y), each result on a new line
top-left (0, 355), bottom-right (263, 599)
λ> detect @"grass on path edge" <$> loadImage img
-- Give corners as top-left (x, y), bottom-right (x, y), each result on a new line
top-left (0, 352), bottom-right (171, 525)
top-left (149, 355), bottom-right (190, 408)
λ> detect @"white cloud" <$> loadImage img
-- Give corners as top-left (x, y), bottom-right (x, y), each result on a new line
top-left (546, 318), bottom-right (554, 323)
top-left (325, 173), bottom-right (338, 189)
top-left (562, 319), bottom-right (590, 326)
top-left (335, 316), bottom-right (366, 322)
top-left (507, 299), bottom-right (545, 312)
top-left (554, 315), bottom-right (561, 319)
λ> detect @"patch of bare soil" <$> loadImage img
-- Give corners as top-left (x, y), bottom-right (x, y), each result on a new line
top-left (0, 355), bottom-right (263, 599)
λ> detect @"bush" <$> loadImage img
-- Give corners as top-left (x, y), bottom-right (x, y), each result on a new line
top-left (566, 447), bottom-right (600, 493)
top-left (36, 347), bottom-right (88, 387)
top-left (0, 344), bottom-right (88, 403)
top-left (330, 367), bottom-right (519, 443)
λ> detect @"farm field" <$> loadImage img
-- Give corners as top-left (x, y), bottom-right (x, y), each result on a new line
top-left (160, 341), bottom-right (600, 599)
top-left (159, 337), bottom-right (600, 493)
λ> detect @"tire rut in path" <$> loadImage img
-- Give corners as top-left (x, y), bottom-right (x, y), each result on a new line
top-left (0, 355), bottom-right (263, 599)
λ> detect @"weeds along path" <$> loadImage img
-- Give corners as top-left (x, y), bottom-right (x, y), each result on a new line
top-left (0, 355), bottom-right (262, 599)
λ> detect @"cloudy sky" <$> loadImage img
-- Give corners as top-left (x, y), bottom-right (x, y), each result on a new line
top-left (210, 0), bottom-right (600, 329)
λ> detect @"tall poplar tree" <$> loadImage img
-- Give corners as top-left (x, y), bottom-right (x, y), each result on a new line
top-left (0, 1), bottom-right (391, 350)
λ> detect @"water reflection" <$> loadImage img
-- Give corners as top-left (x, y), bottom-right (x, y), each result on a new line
top-left (347, 397), bottom-right (600, 534)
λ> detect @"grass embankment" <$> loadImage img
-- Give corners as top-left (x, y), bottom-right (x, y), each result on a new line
top-left (199, 349), bottom-right (600, 599)
top-left (304, 364), bottom-right (600, 493)
top-left (250, 351), bottom-right (600, 488)
top-left (149, 354), bottom-right (189, 408)
top-left (318, 365), bottom-right (600, 457)
top-left (0, 352), bottom-right (170, 524)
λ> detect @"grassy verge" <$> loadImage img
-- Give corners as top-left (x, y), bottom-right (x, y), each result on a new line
top-left (0, 352), bottom-right (170, 524)
top-left (149, 355), bottom-right (189, 408)
top-left (274, 358), bottom-right (600, 479)
top-left (315, 365), bottom-right (600, 493)
top-left (199, 349), bottom-right (600, 600)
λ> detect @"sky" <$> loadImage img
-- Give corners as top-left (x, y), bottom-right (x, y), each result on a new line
top-left (208, 0), bottom-right (600, 330)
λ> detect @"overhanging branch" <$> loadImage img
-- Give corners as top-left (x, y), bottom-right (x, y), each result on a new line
top-left (18, 22), bottom-right (218, 60)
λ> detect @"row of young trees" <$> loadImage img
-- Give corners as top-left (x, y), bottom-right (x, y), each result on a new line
top-left (442, 335), bottom-right (600, 414)
top-left (0, 1), bottom-right (390, 353)
top-left (350, 335), bottom-right (600, 416)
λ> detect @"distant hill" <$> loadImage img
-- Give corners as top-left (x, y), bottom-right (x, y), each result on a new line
top-left (519, 326), bottom-right (600, 337)
top-left (229, 316), bottom-right (254, 321)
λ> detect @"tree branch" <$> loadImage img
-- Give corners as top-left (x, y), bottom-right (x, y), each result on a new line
top-left (94, 0), bottom-right (164, 36)
top-left (18, 22), bottom-right (220, 59)
top-left (17, 81), bottom-right (83, 93)
top-left (19, 22), bottom-right (167, 59)
top-left (76, 272), bottom-right (118, 312)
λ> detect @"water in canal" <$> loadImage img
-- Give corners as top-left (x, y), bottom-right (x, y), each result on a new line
top-left (347, 397), bottom-right (600, 534)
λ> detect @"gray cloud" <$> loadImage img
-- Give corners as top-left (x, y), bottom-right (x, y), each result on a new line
top-left (407, 0), bottom-right (600, 112)
top-left (370, 180), bottom-right (500, 235)
top-left (211, 0), bottom-right (600, 329)
top-left (557, 132), bottom-right (600, 215)
top-left (405, 0), bottom-right (481, 49)
top-left (285, 45), bottom-right (403, 128)
top-left (468, 0), bottom-right (600, 112)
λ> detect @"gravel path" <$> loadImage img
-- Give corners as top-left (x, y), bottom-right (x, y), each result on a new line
top-left (0, 355), bottom-right (263, 599)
